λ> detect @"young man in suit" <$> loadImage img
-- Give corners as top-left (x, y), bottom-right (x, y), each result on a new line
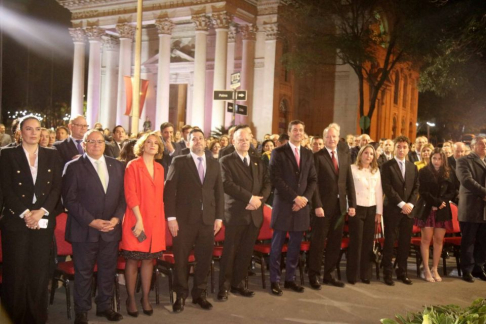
top-left (104, 125), bottom-right (127, 158)
top-left (268, 120), bottom-right (317, 296)
top-left (381, 135), bottom-right (419, 286)
top-left (217, 128), bottom-right (271, 300)
top-left (159, 122), bottom-right (181, 178)
top-left (53, 115), bottom-right (88, 166)
top-left (62, 130), bottom-right (126, 324)
top-left (308, 123), bottom-right (356, 289)
top-left (164, 129), bottom-right (224, 313)
top-left (456, 136), bottom-right (486, 282)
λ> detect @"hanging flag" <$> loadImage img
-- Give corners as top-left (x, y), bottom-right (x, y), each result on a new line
top-left (124, 77), bottom-right (149, 117)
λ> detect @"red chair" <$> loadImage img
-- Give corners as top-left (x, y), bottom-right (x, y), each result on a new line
top-left (210, 225), bottom-right (225, 293)
top-left (443, 203), bottom-right (462, 276)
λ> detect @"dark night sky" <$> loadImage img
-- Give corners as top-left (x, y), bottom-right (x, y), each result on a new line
top-left (1, 0), bottom-right (73, 126)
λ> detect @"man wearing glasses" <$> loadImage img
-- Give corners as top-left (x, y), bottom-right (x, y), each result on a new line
top-left (53, 115), bottom-right (89, 166)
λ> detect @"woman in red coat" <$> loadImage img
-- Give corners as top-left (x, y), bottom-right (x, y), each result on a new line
top-left (121, 132), bottom-right (166, 316)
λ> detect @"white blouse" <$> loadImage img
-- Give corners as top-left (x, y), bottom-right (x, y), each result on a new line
top-left (350, 164), bottom-right (383, 214)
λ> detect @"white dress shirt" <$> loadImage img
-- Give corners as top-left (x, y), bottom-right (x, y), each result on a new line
top-left (350, 164), bottom-right (383, 214)
top-left (87, 154), bottom-right (110, 189)
top-left (20, 146), bottom-right (49, 219)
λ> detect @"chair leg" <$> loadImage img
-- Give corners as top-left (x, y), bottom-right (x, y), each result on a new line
top-left (49, 275), bottom-right (57, 305)
top-left (336, 251), bottom-right (343, 281)
top-left (210, 260), bottom-right (215, 293)
top-left (260, 255), bottom-right (266, 289)
top-left (442, 250), bottom-right (448, 277)
top-left (65, 279), bottom-right (71, 320)
top-left (154, 268), bottom-right (160, 305)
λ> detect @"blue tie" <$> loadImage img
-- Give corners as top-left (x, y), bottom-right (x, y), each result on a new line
top-left (75, 140), bottom-right (83, 155)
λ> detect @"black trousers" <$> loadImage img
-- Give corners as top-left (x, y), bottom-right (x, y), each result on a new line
top-left (346, 206), bottom-right (376, 282)
top-left (382, 211), bottom-right (413, 276)
top-left (218, 223), bottom-right (259, 290)
top-left (72, 240), bottom-right (119, 313)
top-left (308, 200), bottom-right (344, 279)
top-left (459, 222), bottom-right (486, 274)
top-left (1, 228), bottom-right (53, 324)
top-left (172, 218), bottom-right (214, 299)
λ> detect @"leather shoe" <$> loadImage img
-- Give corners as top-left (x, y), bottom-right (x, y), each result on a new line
top-left (472, 271), bottom-right (486, 281)
top-left (74, 312), bottom-right (88, 324)
top-left (270, 282), bottom-right (283, 296)
top-left (323, 277), bottom-right (345, 288)
top-left (192, 295), bottom-right (213, 310)
top-left (361, 279), bottom-right (371, 284)
top-left (463, 273), bottom-right (475, 283)
top-left (230, 286), bottom-right (255, 297)
top-left (397, 275), bottom-right (413, 285)
top-left (384, 275), bottom-right (395, 286)
top-left (309, 276), bottom-right (322, 290)
top-left (172, 297), bottom-right (185, 313)
top-left (284, 280), bottom-right (305, 293)
top-left (96, 309), bottom-right (123, 321)
top-left (217, 289), bottom-right (228, 301)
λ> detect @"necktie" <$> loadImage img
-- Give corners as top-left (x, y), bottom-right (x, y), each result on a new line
top-left (331, 151), bottom-right (339, 175)
top-left (96, 160), bottom-right (107, 192)
top-left (197, 157), bottom-right (204, 184)
top-left (243, 156), bottom-right (249, 167)
top-left (75, 140), bottom-right (84, 155)
top-left (294, 147), bottom-right (300, 168)
top-left (399, 161), bottom-right (405, 178)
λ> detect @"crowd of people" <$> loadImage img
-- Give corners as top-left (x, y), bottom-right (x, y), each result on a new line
top-left (0, 116), bottom-right (485, 324)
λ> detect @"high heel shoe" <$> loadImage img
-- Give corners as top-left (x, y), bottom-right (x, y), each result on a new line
top-left (431, 268), bottom-right (442, 282)
top-left (126, 299), bottom-right (139, 317)
top-left (140, 297), bottom-right (153, 316)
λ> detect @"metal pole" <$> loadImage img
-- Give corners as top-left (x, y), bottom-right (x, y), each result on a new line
top-left (232, 89), bottom-right (236, 126)
top-left (131, 0), bottom-right (143, 134)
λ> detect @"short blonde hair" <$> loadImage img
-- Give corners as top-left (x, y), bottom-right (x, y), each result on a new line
top-left (134, 132), bottom-right (164, 159)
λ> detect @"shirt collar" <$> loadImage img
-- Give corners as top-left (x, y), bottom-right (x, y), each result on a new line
top-left (325, 146), bottom-right (337, 155)
top-left (395, 156), bottom-right (406, 163)
top-left (288, 142), bottom-right (300, 153)
top-left (87, 154), bottom-right (106, 164)
top-left (236, 151), bottom-right (249, 162)
top-left (71, 135), bottom-right (83, 142)
top-left (190, 151), bottom-right (206, 162)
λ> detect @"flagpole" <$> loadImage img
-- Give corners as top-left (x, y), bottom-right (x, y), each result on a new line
top-left (131, 0), bottom-right (143, 134)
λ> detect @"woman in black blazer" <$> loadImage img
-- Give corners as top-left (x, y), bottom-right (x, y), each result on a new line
top-left (415, 148), bottom-right (456, 283)
top-left (0, 116), bottom-right (62, 324)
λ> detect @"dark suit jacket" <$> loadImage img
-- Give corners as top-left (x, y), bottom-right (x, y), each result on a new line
top-left (164, 154), bottom-right (224, 226)
top-left (269, 143), bottom-right (317, 231)
top-left (220, 152), bottom-right (271, 227)
top-left (104, 141), bottom-right (121, 158)
top-left (448, 155), bottom-right (456, 170)
top-left (350, 146), bottom-right (360, 163)
top-left (456, 153), bottom-right (486, 223)
top-left (408, 151), bottom-right (419, 163)
top-left (53, 137), bottom-right (81, 166)
top-left (178, 140), bottom-right (187, 150)
top-left (62, 154), bottom-right (126, 242)
top-left (0, 146), bottom-right (63, 231)
top-left (417, 166), bottom-right (455, 222)
top-left (313, 148), bottom-right (356, 217)
top-left (219, 144), bottom-right (260, 159)
top-left (378, 153), bottom-right (393, 169)
top-left (381, 159), bottom-right (419, 216)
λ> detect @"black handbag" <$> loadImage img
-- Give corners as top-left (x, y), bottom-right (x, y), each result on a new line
top-left (410, 196), bottom-right (427, 219)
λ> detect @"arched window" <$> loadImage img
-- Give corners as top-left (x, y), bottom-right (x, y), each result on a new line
top-left (393, 71), bottom-right (400, 105)
top-left (392, 115), bottom-right (397, 139)
top-left (401, 117), bottom-right (406, 135)
top-left (279, 98), bottom-right (289, 134)
top-left (409, 121), bottom-right (414, 139)
top-left (402, 74), bottom-right (408, 108)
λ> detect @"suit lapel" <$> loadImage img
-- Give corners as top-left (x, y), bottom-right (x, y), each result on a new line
top-left (250, 157), bottom-right (259, 192)
top-left (232, 152), bottom-right (252, 181)
top-left (187, 154), bottom-right (203, 186)
top-left (283, 143), bottom-right (299, 172)
top-left (83, 155), bottom-right (106, 194)
top-left (322, 149), bottom-right (338, 179)
top-left (15, 146), bottom-right (34, 186)
top-left (392, 159), bottom-right (405, 183)
top-left (471, 155), bottom-right (486, 170)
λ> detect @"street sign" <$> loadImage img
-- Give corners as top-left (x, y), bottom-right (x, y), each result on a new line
top-left (227, 102), bottom-right (247, 116)
top-left (236, 90), bottom-right (247, 101)
top-left (231, 72), bottom-right (241, 89)
top-left (214, 90), bottom-right (234, 100)
top-left (227, 102), bottom-right (234, 113)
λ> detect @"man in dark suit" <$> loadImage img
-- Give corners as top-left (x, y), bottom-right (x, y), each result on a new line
top-left (408, 136), bottom-right (427, 163)
top-left (350, 134), bottom-right (370, 163)
top-left (218, 125), bottom-right (236, 158)
top-left (104, 125), bottom-right (127, 158)
top-left (456, 136), bottom-right (486, 282)
top-left (217, 128), bottom-right (271, 300)
top-left (164, 129), bottom-right (224, 313)
top-left (219, 125), bottom-right (260, 159)
top-left (381, 135), bottom-right (419, 286)
top-left (53, 115), bottom-right (88, 166)
top-left (62, 130), bottom-right (126, 324)
top-left (158, 122), bottom-right (181, 178)
top-left (178, 124), bottom-right (192, 150)
top-left (378, 139), bottom-right (394, 168)
top-left (308, 123), bottom-right (356, 289)
top-left (449, 142), bottom-right (467, 171)
top-left (268, 120), bottom-right (317, 296)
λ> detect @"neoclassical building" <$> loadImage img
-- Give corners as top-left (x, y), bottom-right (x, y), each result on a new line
top-left (58, 0), bottom-right (418, 140)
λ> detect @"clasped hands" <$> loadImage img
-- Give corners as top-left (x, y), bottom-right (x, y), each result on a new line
top-left (401, 203), bottom-right (414, 215)
top-left (89, 217), bottom-right (119, 232)
top-left (245, 196), bottom-right (264, 210)
top-left (432, 201), bottom-right (447, 211)
top-left (24, 209), bottom-right (45, 230)
top-left (314, 207), bottom-right (356, 218)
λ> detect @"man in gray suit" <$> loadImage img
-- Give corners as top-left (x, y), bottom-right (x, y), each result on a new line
top-left (456, 135), bottom-right (486, 282)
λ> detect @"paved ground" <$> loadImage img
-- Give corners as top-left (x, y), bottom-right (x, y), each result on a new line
top-left (43, 256), bottom-right (486, 324)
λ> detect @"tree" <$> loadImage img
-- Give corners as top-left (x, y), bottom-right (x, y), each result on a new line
top-left (281, 0), bottom-right (438, 134)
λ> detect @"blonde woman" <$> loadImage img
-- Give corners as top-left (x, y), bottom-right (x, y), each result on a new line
top-left (414, 143), bottom-right (434, 171)
top-left (347, 144), bottom-right (383, 284)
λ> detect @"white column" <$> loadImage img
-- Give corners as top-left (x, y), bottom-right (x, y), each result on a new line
top-left (100, 36), bottom-right (119, 130)
top-left (225, 26), bottom-right (237, 127)
top-left (85, 26), bottom-right (103, 128)
top-left (191, 14), bottom-right (210, 130)
top-left (116, 23), bottom-right (135, 129)
top-left (69, 28), bottom-right (86, 118)
top-left (211, 12), bottom-right (231, 130)
top-left (239, 24), bottom-right (257, 125)
top-left (155, 18), bottom-right (174, 129)
top-left (261, 23), bottom-right (278, 136)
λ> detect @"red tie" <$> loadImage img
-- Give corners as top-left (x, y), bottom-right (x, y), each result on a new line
top-left (294, 147), bottom-right (300, 168)
top-left (331, 151), bottom-right (339, 175)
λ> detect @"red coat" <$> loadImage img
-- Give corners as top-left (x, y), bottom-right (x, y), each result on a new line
top-left (121, 157), bottom-right (166, 252)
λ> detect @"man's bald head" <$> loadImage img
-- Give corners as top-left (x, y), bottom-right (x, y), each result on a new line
top-left (453, 142), bottom-right (466, 159)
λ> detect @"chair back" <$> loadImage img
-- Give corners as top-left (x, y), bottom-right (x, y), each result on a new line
top-left (448, 202), bottom-right (460, 233)
top-left (55, 213), bottom-right (72, 256)
top-left (257, 205), bottom-right (274, 240)
top-left (214, 225), bottom-right (225, 243)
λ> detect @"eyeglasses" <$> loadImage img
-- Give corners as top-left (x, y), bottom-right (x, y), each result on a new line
top-left (73, 123), bottom-right (89, 129)
top-left (85, 140), bottom-right (105, 145)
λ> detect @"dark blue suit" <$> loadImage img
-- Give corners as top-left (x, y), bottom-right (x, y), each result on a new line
top-left (62, 154), bottom-right (126, 313)
top-left (268, 144), bottom-right (317, 283)
top-left (53, 137), bottom-right (81, 167)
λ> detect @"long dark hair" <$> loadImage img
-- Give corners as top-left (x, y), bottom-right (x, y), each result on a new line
top-left (427, 148), bottom-right (450, 180)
